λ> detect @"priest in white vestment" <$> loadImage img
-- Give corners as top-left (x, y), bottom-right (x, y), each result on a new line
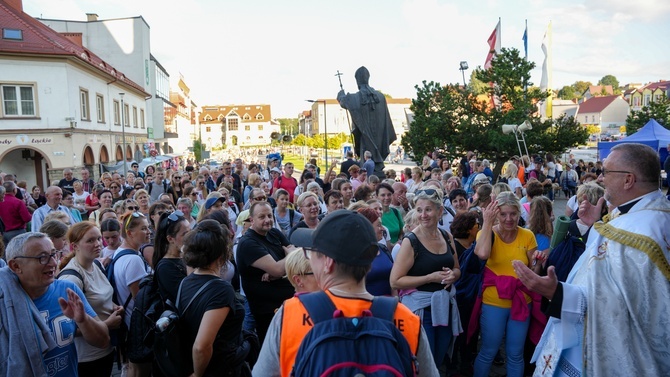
top-left (513, 143), bottom-right (670, 377)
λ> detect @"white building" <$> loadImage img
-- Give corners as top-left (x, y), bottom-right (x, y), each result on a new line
top-left (199, 104), bottom-right (280, 149)
top-left (0, 0), bottom-right (150, 186)
top-left (38, 13), bottom-right (182, 156)
top-left (575, 95), bottom-right (630, 136)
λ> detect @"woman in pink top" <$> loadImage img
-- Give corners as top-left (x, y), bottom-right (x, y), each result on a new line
top-left (471, 192), bottom-right (544, 377)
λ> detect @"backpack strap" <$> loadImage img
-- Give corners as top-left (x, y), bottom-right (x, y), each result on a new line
top-left (147, 182), bottom-right (153, 195)
top-left (57, 269), bottom-right (85, 293)
top-left (369, 296), bottom-right (398, 322)
top-left (93, 259), bottom-right (105, 274)
top-left (289, 209), bottom-right (295, 227)
top-left (391, 207), bottom-right (402, 224)
top-left (176, 278), bottom-right (218, 315)
top-left (297, 291), bottom-right (337, 324)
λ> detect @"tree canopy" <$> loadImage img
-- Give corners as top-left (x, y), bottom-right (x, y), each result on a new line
top-left (625, 94), bottom-right (670, 134)
top-left (401, 48), bottom-right (589, 176)
top-left (598, 75), bottom-right (621, 94)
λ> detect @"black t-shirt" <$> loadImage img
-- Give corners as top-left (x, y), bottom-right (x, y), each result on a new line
top-left (236, 228), bottom-right (294, 315)
top-left (179, 274), bottom-right (244, 377)
top-left (406, 231), bottom-right (455, 292)
top-left (58, 178), bottom-right (78, 192)
top-left (156, 258), bottom-right (187, 304)
top-left (340, 158), bottom-right (358, 178)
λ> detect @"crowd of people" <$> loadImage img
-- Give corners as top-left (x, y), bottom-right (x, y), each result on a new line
top-left (0, 143), bottom-right (668, 377)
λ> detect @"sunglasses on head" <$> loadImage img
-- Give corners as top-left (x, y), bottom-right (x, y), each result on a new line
top-left (415, 189), bottom-right (438, 196)
top-left (125, 211), bottom-right (145, 230)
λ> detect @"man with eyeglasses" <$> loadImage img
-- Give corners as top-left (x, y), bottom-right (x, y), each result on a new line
top-left (31, 186), bottom-right (77, 233)
top-left (0, 232), bottom-right (110, 376)
top-left (131, 162), bottom-right (145, 179)
top-left (515, 143), bottom-right (670, 376)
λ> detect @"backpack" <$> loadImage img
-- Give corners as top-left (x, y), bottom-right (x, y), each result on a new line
top-left (106, 249), bottom-right (148, 353)
top-left (154, 278), bottom-right (218, 377)
top-left (56, 259), bottom-right (105, 294)
top-left (453, 242), bottom-right (486, 305)
top-left (147, 181), bottom-right (169, 195)
top-left (291, 291), bottom-right (418, 377)
top-left (126, 273), bottom-right (162, 363)
top-left (545, 235), bottom-right (586, 283)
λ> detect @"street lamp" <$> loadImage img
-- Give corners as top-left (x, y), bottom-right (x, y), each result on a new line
top-left (119, 92), bottom-right (128, 177)
top-left (306, 99), bottom-right (327, 167)
top-left (459, 61), bottom-right (469, 88)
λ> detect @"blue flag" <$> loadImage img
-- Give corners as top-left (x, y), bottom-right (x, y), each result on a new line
top-left (522, 24), bottom-right (528, 58)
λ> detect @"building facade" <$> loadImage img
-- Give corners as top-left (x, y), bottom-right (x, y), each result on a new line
top-left (199, 104), bottom-right (279, 149)
top-left (0, 0), bottom-right (149, 187)
top-left (575, 95), bottom-right (629, 137)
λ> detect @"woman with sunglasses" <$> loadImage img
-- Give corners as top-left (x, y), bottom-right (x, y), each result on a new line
top-left (134, 189), bottom-right (151, 217)
top-left (194, 174), bottom-right (209, 204)
top-left (183, 186), bottom-right (201, 219)
top-left (153, 210), bottom-right (189, 306)
top-left (471, 192), bottom-right (543, 377)
top-left (111, 211), bottom-right (151, 376)
top-left (57, 222), bottom-right (123, 377)
top-left (169, 172), bottom-right (184, 203)
top-left (390, 188), bottom-right (462, 370)
top-left (109, 182), bottom-right (123, 204)
top-left (90, 189), bottom-right (114, 226)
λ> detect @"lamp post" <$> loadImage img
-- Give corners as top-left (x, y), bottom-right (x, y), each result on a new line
top-left (306, 99), bottom-right (327, 167)
top-left (459, 61), bottom-right (469, 88)
top-left (119, 92), bottom-right (128, 177)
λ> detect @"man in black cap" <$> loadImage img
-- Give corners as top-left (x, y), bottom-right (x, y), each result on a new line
top-left (252, 210), bottom-right (439, 377)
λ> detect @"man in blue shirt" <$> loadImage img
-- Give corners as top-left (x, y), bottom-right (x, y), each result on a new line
top-left (1, 232), bottom-right (109, 376)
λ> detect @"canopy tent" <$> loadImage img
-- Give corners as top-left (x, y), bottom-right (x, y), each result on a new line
top-left (100, 154), bottom-right (184, 173)
top-left (598, 119), bottom-right (670, 161)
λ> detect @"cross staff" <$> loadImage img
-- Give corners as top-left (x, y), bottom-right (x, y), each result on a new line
top-left (335, 70), bottom-right (353, 137)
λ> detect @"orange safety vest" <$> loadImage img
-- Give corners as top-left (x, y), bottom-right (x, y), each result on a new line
top-left (278, 291), bottom-right (422, 377)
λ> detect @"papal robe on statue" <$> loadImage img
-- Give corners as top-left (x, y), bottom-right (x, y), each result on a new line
top-left (532, 190), bottom-right (670, 377)
top-left (337, 66), bottom-right (396, 173)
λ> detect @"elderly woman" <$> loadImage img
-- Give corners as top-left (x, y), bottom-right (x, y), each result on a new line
top-left (134, 189), bottom-right (151, 217)
top-left (406, 166), bottom-right (423, 193)
top-left (390, 188), bottom-right (462, 369)
top-left (58, 222), bottom-right (123, 376)
top-left (90, 189), bottom-right (114, 226)
top-left (471, 191), bottom-right (544, 377)
top-left (284, 246), bottom-right (319, 295)
top-left (289, 192), bottom-right (320, 237)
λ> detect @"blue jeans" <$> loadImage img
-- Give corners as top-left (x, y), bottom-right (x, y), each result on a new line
top-left (474, 304), bottom-right (531, 377)
top-left (422, 309), bottom-right (453, 368)
top-left (241, 296), bottom-right (256, 332)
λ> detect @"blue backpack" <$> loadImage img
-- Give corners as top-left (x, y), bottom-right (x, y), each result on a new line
top-left (291, 291), bottom-right (418, 377)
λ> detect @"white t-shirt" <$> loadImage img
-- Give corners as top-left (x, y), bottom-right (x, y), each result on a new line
top-left (111, 249), bottom-right (149, 328)
top-left (58, 258), bottom-right (114, 362)
top-left (508, 177), bottom-right (523, 195)
top-left (546, 162), bottom-right (556, 178)
top-left (567, 195), bottom-right (579, 212)
top-left (72, 191), bottom-right (89, 213)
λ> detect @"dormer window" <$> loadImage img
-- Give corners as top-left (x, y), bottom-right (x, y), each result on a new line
top-left (255, 113), bottom-right (264, 120)
top-left (2, 28), bottom-right (22, 40)
top-left (243, 113), bottom-right (251, 120)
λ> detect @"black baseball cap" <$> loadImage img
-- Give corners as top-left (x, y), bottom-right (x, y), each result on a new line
top-left (290, 210), bottom-right (378, 266)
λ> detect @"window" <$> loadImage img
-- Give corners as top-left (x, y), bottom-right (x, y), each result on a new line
top-left (592, 115), bottom-right (595, 123)
top-left (243, 113), bottom-right (251, 120)
top-left (140, 109), bottom-right (145, 129)
top-left (96, 94), bottom-right (105, 122)
top-left (258, 124), bottom-right (263, 131)
top-left (245, 125), bottom-right (251, 131)
top-left (113, 100), bottom-right (120, 125)
top-left (584, 116), bottom-right (587, 123)
top-left (80, 89), bottom-right (90, 120)
top-left (2, 29), bottom-right (22, 40)
top-left (204, 114), bottom-right (212, 121)
top-left (644, 94), bottom-right (651, 106)
top-left (132, 106), bottom-right (138, 128)
top-left (1, 84), bottom-right (36, 116)
top-left (206, 126), bottom-right (211, 132)
top-left (124, 103), bottom-right (130, 126)
top-left (256, 113), bottom-right (264, 120)
top-left (228, 118), bottom-right (238, 131)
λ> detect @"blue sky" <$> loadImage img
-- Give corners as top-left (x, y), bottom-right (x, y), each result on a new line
top-left (25, 0), bottom-right (670, 117)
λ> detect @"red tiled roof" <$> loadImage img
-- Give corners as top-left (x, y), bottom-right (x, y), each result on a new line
top-left (577, 95), bottom-right (620, 113)
top-left (585, 85), bottom-right (613, 96)
top-left (640, 80), bottom-right (669, 92)
top-left (0, 2), bottom-right (147, 95)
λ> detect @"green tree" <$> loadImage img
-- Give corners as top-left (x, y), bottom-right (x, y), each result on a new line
top-left (625, 94), bottom-right (670, 134)
top-left (402, 48), bottom-right (589, 178)
top-left (558, 85), bottom-right (577, 100)
top-left (278, 118), bottom-right (299, 135)
top-left (573, 81), bottom-right (592, 98)
top-left (193, 139), bottom-right (203, 162)
top-left (598, 75), bottom-right (620, 94)
top-left (468, 70), bottom-right (489, 95)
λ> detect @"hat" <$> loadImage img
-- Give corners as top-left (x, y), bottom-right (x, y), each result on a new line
top-left (270, 167), bottom-right (281, 174)
top-left (235, 209), bottom-right (251, 226)
top-left (534, 156), bottom-right (543, 164)
top-left (473, 173), bottom-right (489, 185)
top-left (204, 196), bottom-right (225, 209)
top-left (270, 156), bottom-right (280, 162)
top-left (290, 210), bottom-right (378, 266)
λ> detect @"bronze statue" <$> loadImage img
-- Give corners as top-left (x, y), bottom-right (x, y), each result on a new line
top-left (337, 67), bottom-right (396, 175)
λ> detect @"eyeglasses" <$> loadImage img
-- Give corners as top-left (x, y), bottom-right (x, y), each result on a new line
top-left (126, 206), bottom-right (139, 211)
top-left (14, 252), bottom-right (57, 265)
top-left (601, 168), bottom-right (631, 177)
top-left (253, 196), bottom-right (267, 201)
top-left (302, 272), bottom-right (314, 276)
top-left (302, 248), bottom-right (312, 260)
top-left (173, 176), bottom-right (181, 179)
top-left (190, 193), bottom-right (198, 197)
top-left (125, 211), bottom-right (145, 230)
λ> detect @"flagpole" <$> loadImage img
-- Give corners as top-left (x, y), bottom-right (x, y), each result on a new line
top-left (524, 19), bottom-right (528, 60)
